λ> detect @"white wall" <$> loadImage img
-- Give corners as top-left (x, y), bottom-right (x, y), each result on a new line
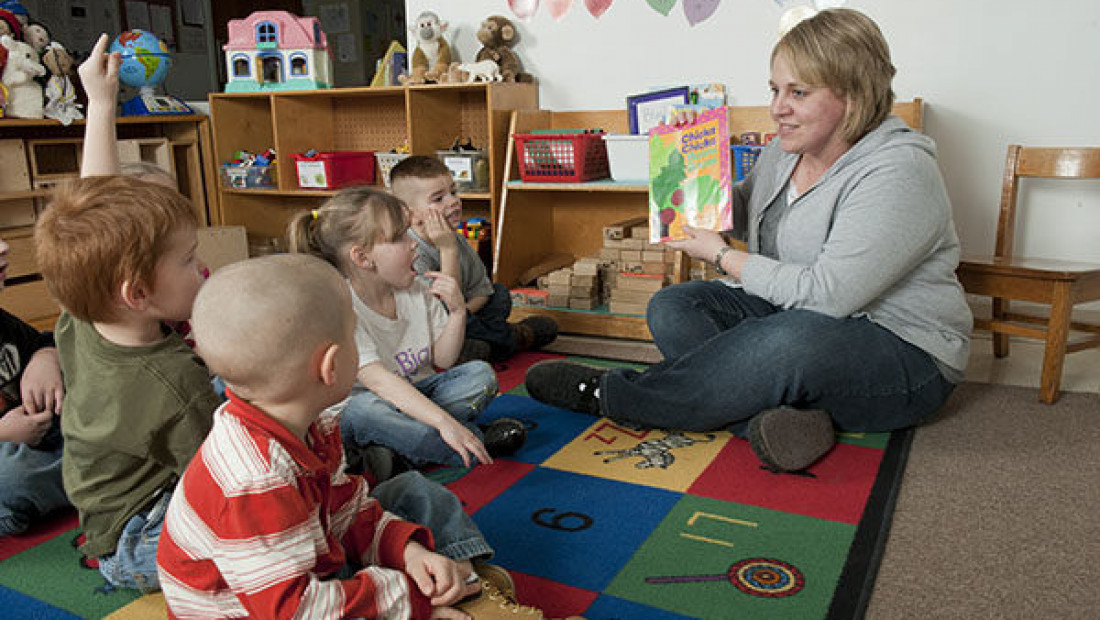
top-left (406, 0), bottom-right (1100, 264)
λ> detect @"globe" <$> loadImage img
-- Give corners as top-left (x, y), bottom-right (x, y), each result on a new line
top-left (109, 29), bottom-right (172, 91)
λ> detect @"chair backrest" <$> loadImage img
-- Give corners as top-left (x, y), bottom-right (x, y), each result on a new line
top-left (994, 145), bottom-right (1100, 259)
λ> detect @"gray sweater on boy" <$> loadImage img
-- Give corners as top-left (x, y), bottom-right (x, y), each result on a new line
top-left (734, 117), bottom-right (972, 379)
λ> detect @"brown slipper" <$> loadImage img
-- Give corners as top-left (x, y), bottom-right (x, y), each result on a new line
top-left (748, 407), bottom-right (835, 472)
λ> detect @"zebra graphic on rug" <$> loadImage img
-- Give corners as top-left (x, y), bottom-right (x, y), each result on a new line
top-left (595, 430), bottom-right (716, 469)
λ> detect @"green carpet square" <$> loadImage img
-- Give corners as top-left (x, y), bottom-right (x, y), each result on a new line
top-left (0, 530), bottom-right (138, 619)
top-left (605, 494), bottom-right (857, 619)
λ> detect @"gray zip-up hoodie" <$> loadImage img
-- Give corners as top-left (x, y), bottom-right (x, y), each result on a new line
top-left (734, 117), bottom-right (972, 378)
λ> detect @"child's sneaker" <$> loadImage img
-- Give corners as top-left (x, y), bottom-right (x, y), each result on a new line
top-left (512, 316), bottom-right (558, 351)
top-left (747, 407), bottom-right (835, 472)
top-left (457, 576), bottom-right (586, 619)
top-left (524, 360), bottom-right (605, 416)
top-left (479, 417), bottom-right (527, 457)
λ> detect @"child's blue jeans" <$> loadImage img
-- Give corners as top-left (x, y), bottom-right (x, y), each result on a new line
top-left (97, 489), bottom-right (172, 593)
top-left (370, 471), bottom-right (493, 562)
top-left (0, 436), bottom-right (67, 536)
top-left (340, 361), bottom-right (498, 467)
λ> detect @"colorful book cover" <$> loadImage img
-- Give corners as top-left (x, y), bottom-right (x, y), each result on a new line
top-left (647, 106), bottom-right (733, 243)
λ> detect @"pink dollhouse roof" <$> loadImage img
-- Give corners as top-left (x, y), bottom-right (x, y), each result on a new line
top-left (223, 10), bottom-right (328, 51)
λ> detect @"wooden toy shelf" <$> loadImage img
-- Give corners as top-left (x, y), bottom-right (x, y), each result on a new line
top-left (0, 114), bottom-right (218, 330)
top-left (208, 83), bottom-right (538, 250)
top-left (495, 101), bottom-right (923, 341)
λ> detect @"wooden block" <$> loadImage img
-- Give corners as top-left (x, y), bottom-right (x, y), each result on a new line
top-left (640, 261), bottom-right (670, 275)
top-left (0, 140), bottom-right (31, 192)
top-left (602, 238), bottom-right (624, 250)
top-left (645, 242), bottom-right (666, 252)
top-left (620, 238), bottom-right (646, 250)
top-left (630, 225), bottom-right (650, 239)
top-left (569, 285), bottom-right (595, 298)
top-left (609, 300), bottom-right (648, 315)
top-left (197, 226), bottom-right (248, 272)
top-left (617, 273), bottom-right (666, 293)
top-left (572, 259), bottom-right (600, 276)
top-left (609, 288), bottom-right (655, 304)
top-left (602, 216), bottom-right (648, 240)
top-left (547, 283), bottom-right (572, 296)
top-left (546, 268), bottom-right (573, 285)
top-left (642, 250), bottom-right (666, 263)
top-left (599, 247), bottom-right (620, 261)
top-left (620, 250), bottom-right (642, 263)
top-left (569, 297), bottom-right (597, 310)
top-left (619, 261), bottom-right (643, 274)
top-left (547, 293), bottom-right (570, 307)
top-left (570, 274), bottom-right (598, 288)
top-left (517, 252), bottom-right (575, 286)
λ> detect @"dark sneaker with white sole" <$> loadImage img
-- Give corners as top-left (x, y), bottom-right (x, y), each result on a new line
top-left (480, 417), bottom-right (527, 457)
top-left (524, 360), bottom-right (606, 416)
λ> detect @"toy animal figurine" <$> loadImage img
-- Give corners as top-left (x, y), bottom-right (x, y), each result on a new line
top-left (42, 42), bottom-right (82, 125)
top-left (457, 59), bottom-right (502, 83)
top-left (23, 20), bottom-right (49, 54)
top-left (1, 34), bottom-right (44, 119)
top-left (399, 11), bottom-right (452, 85)
top-left (475, 15), bottom-right (533, 83)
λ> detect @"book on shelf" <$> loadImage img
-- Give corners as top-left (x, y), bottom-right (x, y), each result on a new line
top-left (647, 106), bottom-right (733, 243)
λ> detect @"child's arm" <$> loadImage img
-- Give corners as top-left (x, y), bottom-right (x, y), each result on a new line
top-left (357, 363), bottom-right (491, 467)
top-left (403, 540), bottom-right (478, 609)
top-left (0, 406), bottom-right (54, 445)
top-left (421, 209), bottom-right (461, 285)
top-left (20, 346), bottom-right (63, 415)
top-left (423, 271), bottom-right (466, 368)
top-left (77, 33), bottom-right (120, 177)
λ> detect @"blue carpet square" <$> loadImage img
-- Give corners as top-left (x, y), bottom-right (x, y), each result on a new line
top-left (472, 467), bottom-right (681, 591)
top-left (584, 594), bottom-right (699, 620)
top-left (479, 394), bottom-right (599, 465)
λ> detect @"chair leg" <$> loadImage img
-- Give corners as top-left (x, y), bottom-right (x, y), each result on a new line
top-left (1039, 285), bottom-right (1073, 404)
top-left (992, 297), bottom-right (1010, 357)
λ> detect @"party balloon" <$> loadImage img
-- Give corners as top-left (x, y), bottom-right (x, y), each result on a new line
top-left (585, 0), bottom-right (614, 18)
top-left (646, 0), bottom-right (677, 16)
top-left (508, 0), bottom-right (539, 21)
top-left (547, 0), bottom-right (575, 21)
top-left (683, 0), bottom-right (720, 27)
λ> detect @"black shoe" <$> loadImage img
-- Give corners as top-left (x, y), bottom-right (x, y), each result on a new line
top-left (344, 442), bottom-right (412, 482)
top-left (480, 417), bottom-right (527, 457)
top-left (524, 360), bottom-right (605, 416)
top-left (457, 338), bottom-right (492, 364)
top-left (747, 407), bottom-right (835, 473)
top-left (514, 315), bottom-right (558, 351)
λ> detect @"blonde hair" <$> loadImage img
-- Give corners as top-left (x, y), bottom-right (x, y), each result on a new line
top-left (286, 187), bottom-right (410, 275)
top-left (772, 8), bottom-right (896, 143)
top-left (35, 176), bottom-right (197, 322)
top-left (120, 161), bottom-right (175, 185)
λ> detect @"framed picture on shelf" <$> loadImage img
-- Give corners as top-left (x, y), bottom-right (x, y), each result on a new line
top-left (627, 86), bottom-right (691, 135)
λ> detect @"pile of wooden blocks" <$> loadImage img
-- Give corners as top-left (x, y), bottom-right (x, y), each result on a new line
top-left (541, 257), bottom-right (602, 310)
top-left (598, 216), bottom-right (676, 315)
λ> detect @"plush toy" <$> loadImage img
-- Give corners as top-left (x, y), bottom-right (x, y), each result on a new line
top-left (457, 59), bottom-right (502, 83)
top-left (23, 19), bottom-right (48, 54)
top-left (1, 34), bottom-right (44, 118)
top-left (0, 7), bottom-right (19, 40)
top-left (42, 42), bottom-right (82, 125)
top-left (398, 11), bottom-right (452, 85)
top-left (475, 15), bottom-right (533, 83)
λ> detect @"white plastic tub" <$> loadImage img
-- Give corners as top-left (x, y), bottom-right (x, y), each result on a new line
top-left (602, 134), bottom-right (649, 182)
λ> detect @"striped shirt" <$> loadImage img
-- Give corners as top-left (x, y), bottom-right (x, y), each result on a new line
top-left (156, 390), bottom-right (433, 619)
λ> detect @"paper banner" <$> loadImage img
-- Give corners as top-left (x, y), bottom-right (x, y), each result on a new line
top-left (508, 0), bottom-right (539, 21)
top-left (547, 0), bottom-right (575, 21)
top-left (683, 0), bottom-right (720, 26)
top-left (646, 0), bottom-right (677, 16)
top-left (585, 0), bottom-right (614, 19)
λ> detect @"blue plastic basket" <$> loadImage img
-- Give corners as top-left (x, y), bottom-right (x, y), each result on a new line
top-left (732, 145), bottom-right (764, 181)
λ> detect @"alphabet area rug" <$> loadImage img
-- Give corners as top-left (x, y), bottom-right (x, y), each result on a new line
top-left (0, 352), bottom-right (911, 619)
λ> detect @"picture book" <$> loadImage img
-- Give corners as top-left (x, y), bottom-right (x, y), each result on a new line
top-left (647, 106), bottom-right (733, 243)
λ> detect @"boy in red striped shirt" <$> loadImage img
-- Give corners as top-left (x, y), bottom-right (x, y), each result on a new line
top-left (155, 254), bottom-right (477, 619)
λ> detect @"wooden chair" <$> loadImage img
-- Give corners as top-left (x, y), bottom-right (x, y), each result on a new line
top-left (956, 145), bottom-right (1100, 403)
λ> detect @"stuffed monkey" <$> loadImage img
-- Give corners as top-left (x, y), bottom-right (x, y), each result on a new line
top-left (475, 15), bottom-right (532, 83)
top-left (399, 11), bottom-right (452, 85)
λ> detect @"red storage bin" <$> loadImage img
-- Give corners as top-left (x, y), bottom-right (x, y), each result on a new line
top-left (292, 151), bottom-right (376, 189)
top-left (512, 132), bottom-right (610, 183)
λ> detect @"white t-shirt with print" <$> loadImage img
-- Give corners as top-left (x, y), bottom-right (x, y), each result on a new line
top-left (349, 278), bottom-right (448, 384)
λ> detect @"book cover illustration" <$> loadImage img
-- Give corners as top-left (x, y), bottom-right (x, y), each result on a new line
top-left (648, 106), bottom-right (733, 243)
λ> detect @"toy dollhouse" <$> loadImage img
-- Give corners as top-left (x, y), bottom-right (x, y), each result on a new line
top-left (222, 11), bottom-right (333, 92)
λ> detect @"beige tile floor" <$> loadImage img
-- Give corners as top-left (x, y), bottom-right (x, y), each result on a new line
top-left (544, 332), bottom-right (1100, 395)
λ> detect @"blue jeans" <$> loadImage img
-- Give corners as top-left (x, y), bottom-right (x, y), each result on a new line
top-left (340, 361), bottom-right (498, 467)
top-left (600, 281), bottom-right (956, 435)
top-left (97, 489), bottom-right (172, 593)
top-left (0, 433), bottom-right (68, 536)
top-left (371, 471), bottom-right (492, 561)
top-left (466, 283), bottom-right (517, 360)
